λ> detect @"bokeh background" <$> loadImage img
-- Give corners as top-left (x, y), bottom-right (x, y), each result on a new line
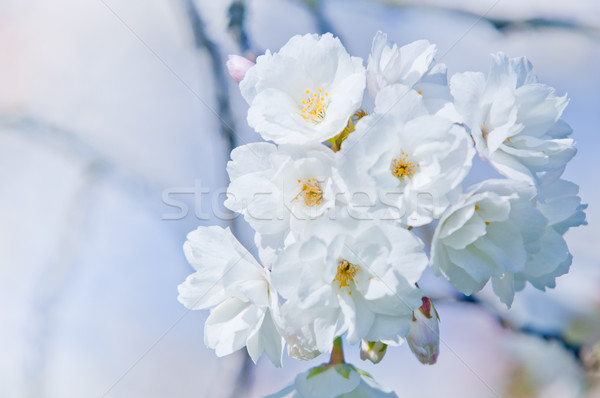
top-left (1, 0), bottom-right (599, 397)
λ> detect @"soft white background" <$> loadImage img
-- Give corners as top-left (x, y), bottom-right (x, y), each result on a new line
top-left (0, 0), bottom-right (598, 397)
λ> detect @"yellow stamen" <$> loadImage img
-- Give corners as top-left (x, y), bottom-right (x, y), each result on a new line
top-left (506, 137), bottom-right (511, 142)
top-left (333, 259), bottom-right (359, 289)
top-left (296, 179), bottom-right (323, 207)
top-left (485, 221), bottom-right (490, 226)
top-left (417, 90), bottom-right (423, 95)
top-left (300, 88), bottom-right (329, 124)
top-left (475, 205), bottom-right (480, 211)
top-left (390, 152), bottom-right (418, 180)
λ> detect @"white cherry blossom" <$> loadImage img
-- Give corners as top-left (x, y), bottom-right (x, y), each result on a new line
top-left (265, 363), bottom-right (398, 398)
top-left (177, 30), bottom-right (586, 393)
top-left (430, 179), bottom-right (573, 307)
top-left (271, 215), bottom-right (426, 353)
top-left (177, 226), bottom-right (283, 366)
top-left (239, 33), bottom-right (366, 144)
top-left (367, 31), bottom-right (451, 114)
top-left (340, 84), bottom-right (474, 226)
top-left (225, 142), bottom-right (347, 252)
top-left (450, 53), bottom-right (576, 183)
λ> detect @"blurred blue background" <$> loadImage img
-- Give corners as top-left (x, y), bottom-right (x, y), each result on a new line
top-left (0, 0), bottom-right (599, 397)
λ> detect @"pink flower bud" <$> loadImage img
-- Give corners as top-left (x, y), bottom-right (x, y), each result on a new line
top-left (407, 297), bottom-right (440, 365)
top-left (226, 55), bottom-right (255, 83)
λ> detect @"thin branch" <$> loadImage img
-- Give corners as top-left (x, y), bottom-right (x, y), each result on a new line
top-left (378, 2), bottom-right (600, 40)
top-left (0, 115), bottom-right (178, 397)
top-left (180, 2), bottom-right (255, 397)
top-left (303, 0), bottom-right (341, 39)
top-left (182, 0), bottom-right (238, 151)
top-left (0, 114), bottom-right (159, 191)
top-left (228, 1), bottom-right (252, 55)
top-left (455, 294), bottom-right (583, 363)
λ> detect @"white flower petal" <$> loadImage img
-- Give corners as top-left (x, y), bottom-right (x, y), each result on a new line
top-left (178, 226), bottom-right (283, 366)
top-left (204, 298), bottom-right (262, 357)
top-left (240, 33), bottom-right (365, 144)
top-left (451, 53), bottom-right (576, 182)
top-left (273, 215), bottom-right (426, 350)
top-left (226, 143), bottom-right (343, 252)
top-left (367, 31), bottom-right (449, 114)
top-left (491, 272), bottom-right (517, 307)
top-left (341, 84), bottom-right (474, 225)
top-left (431, 179), bottom-right (579, 306)
top-left (295, 366), bottom-right (360, 398)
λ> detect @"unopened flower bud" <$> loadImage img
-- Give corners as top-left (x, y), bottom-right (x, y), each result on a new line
top-left (360, 339), bottom-right (387, 364)
top-left (226, 55), bottom-right (254, 83)
top-left (581, 340), bottom-right (600, 373)
top-left (407, 297), bottom-right (439, 365)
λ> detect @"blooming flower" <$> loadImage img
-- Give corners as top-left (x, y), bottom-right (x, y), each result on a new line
top-left (367, 31), bottom-right (451, 114)
top-left (265, 363), bottom-right (398, 398)
top-left (177, 226), bottom-right (283, 366)
top-left (340, 84), bottom-right (474, 226)
top-left (271, 215), bottom-right (426, 353)
top-left (225, 142), bottom-right (347, 252)
top-left (239, 33), bottom-right (366, 144)
top-left (407, 297), bottom-right (440, 365)
top-left (430, 179), bottom-right (572, 307)
top-left (177, 30), bottom-right (586, 395)
top-left (450, 53), bottom-right (576, 183)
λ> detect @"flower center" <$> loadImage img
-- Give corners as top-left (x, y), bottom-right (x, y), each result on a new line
top-left (391, 152), bottom-right (418, 180)
top-left (295, 178), bottom-right (323, 207)
top-left (300, 88), bottom-right (328, 124)
top-left (333, 259), bottom-right (359, 289)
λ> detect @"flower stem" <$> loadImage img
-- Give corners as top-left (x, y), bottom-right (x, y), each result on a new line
top-left (329, 337), bottom-right (345, 365)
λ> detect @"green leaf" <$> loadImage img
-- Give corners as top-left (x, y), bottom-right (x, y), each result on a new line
top-left (333, 364), bottom-right (354, 379)
top-left (356, 369), bottom-right (373, 379)
top-left (306, 364), bottom-right (330, 380)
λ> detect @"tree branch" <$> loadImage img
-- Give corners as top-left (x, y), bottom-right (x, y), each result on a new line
top-left (455, 294), bottom-right (583, 363)
top-left (182, 0), bottom-right (238, 151)
top-left (227, 1), bottom-right (252, 55)
top-left (302, 0), bottom-right (341, 39)
top-left (179, 2), bottom-right (254, 397)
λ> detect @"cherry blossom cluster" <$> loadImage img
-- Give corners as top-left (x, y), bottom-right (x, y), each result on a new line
top-left (178, 32), bottom-right (586, 396)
